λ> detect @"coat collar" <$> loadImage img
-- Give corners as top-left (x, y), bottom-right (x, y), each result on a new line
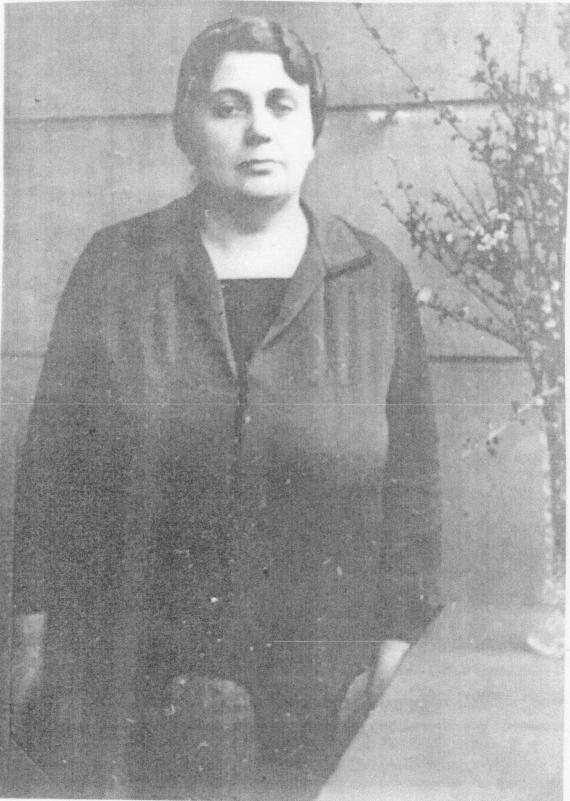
top-left (169, 192), bottom-right (373, 373)
top-left (262, 202), bottom-right (373, 349)
top-left (307, 205), bottom-right (373, 278)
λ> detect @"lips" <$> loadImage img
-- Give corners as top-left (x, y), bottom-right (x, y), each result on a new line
top-left (238, 159), bottom-right (278, 169)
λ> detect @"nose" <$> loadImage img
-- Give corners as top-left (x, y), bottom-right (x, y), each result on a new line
top-left (244, 105), bottom-right (272, 146)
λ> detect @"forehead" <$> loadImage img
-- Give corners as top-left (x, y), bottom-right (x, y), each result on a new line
top-left (209, 51), bottom-right (308, 95)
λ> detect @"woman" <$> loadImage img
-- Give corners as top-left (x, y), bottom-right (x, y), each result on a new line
top-left (12, 16), bottom-right (441, 800)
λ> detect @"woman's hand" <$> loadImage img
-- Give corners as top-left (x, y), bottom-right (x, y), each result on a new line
top-left (369, 639), bottom-right (410, 705)
top-left (10, 612), bottom-right (46, 743)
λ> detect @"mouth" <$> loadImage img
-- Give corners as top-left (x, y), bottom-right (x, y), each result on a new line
top-left (238, 159), bottom-right (278, 172)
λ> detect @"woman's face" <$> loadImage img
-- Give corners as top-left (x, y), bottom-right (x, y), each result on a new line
top-left (189, 51), bottom-right (315, 203)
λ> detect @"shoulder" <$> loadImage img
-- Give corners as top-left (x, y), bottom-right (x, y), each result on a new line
top-left (85, 194), bottom-right (194, 262)
top-left (64, 194), bottom-right (196, 301)
top-left (313, 209), bottom-right (410, 293)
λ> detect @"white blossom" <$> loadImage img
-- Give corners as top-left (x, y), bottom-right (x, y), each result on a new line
top-left (416, 286), bottom-right (434, 304)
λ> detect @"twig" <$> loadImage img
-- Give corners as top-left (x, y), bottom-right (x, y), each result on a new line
top-left (353, 4), bottom-right (477, 151)
top-left (485, 384), bottom-right (560, 451)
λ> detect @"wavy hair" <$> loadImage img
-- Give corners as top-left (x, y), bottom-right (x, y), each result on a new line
top-left (173, 16), bottom-right (327, 157)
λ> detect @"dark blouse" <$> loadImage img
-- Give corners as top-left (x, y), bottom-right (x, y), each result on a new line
top-left (221, 278), bottom-right (289, 380)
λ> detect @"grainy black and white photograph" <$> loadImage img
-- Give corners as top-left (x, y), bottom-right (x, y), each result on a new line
top-left (1, 1), bottom-right (566, 799)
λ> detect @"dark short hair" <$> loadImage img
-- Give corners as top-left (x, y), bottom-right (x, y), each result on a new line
top-left (173, 16), bottom-right (327, 156)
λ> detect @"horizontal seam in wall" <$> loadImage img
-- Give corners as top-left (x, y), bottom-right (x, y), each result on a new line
top-left (428, 355), bottom-right (522, 364)
top-left (5, 97), bottom-right (495, 126)
top-left (1, 351), bottom-right (524, 363)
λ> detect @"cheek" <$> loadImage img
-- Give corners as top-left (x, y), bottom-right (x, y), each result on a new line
top-left (287, 127), bottom-right (315, 167)
top-left (190, 122), bottom-right (238, 170)
top-left (284, 115), bottom-right (315, 162)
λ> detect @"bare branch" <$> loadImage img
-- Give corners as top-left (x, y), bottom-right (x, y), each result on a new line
top-left (353, 4), bottom-right (478, 150)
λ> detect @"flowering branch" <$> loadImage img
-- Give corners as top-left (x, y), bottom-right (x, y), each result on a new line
top-left (357, 3), bottom-right (568, 580)
top-left (484, 385), bottom-right (561, 456)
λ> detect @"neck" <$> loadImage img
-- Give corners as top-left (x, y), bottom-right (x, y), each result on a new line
top-left (200, 186), bottom-right (305, 244)
top-left (198, 186), bottom-right (309, 279)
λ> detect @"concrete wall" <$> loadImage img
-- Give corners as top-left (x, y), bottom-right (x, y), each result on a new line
top-left (3, 1), bottom-right (560, 778)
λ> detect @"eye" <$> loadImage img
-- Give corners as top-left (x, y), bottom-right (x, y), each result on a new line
top-left (268, 92), bottom-right (296, 116)
top-left (210, 92), bottom-right (248, 119)
top-left (212, 101), bottom-right (242, 119)
top-left (273, 101), bottom-right (294, 115)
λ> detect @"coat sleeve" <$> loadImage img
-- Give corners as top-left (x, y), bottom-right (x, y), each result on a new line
top-left (12, 232), bottom-right (129, 618)
top-left (377, 266), bottom-right (443, 643)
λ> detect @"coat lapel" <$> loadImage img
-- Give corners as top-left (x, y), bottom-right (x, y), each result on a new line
top-left (316, 213), bottom-right (374, 278)
top-left (165, 193), bottom-right (373, 367)
top-left (169, 195), bottom-right (237, 378)
top-left (260, 204), bottom-right (373, 350)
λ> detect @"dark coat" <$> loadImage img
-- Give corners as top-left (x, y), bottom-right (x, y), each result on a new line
top-left (13, 192), bottom-right (441, 794)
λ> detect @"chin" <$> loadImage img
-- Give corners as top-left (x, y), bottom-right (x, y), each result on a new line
top-left (205, 179), bottom-right (296, 207)
top-left (236, 185), bottom-right (292, 203)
